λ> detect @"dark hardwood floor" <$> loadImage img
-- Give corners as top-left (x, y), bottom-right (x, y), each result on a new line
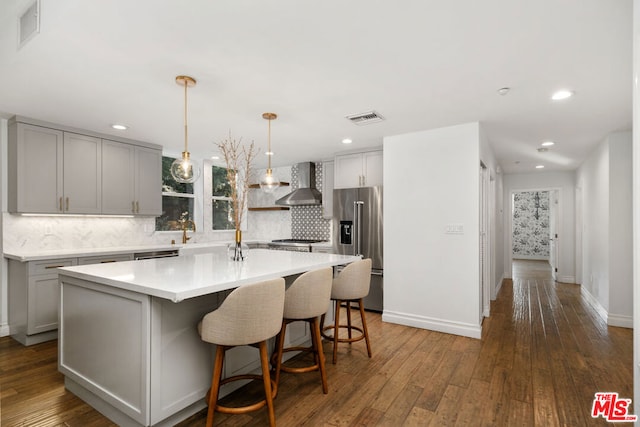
top-left (0, 260), bottom-right (633, 426)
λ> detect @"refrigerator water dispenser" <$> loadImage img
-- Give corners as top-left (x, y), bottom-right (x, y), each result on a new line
top-left (339, 221), bottom-right (353, 245)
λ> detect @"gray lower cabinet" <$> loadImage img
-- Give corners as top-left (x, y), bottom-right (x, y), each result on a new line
top-left (9, 258), bottom-right (77, 345)
top-left (8, 253), bottom-right (134, 346)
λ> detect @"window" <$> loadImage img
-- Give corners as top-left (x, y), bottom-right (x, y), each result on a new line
top-left (212, 165), bottom-right (235, 230)
top-left (156, 156), bottom-right (195, 231)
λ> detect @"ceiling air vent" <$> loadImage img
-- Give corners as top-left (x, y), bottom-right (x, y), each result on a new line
top-left (18, 0), bottom-right (40, 49)
top-left (345, 110), bottom-right (385, 126)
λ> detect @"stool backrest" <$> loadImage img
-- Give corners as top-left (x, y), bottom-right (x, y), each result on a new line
top-left (284, 267), bottom-right (333, 319)
top-left (331, 258), bottom-right (372, 300)
top-left (200, 278), bottom-right (285, 346)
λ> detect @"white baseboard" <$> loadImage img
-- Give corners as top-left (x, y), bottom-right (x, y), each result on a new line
top-left (607, 313), bottom-right (633, 329)
top-left (512, 255), bottom-right (549, 261)
top-left (382, 310), bottom-right (481, 339)
top-left (580, 288), bottom-right (609, 324)
top-left (580, 288), bottom-right (633, 329)
top-left (492, 274), bottom-right (505, 300)
top-left (557, 275), bottom-right (575, 283)
top-left (0, 324), bottom-right (9, 337)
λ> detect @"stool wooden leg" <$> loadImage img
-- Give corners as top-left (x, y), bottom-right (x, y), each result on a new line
top-left (259, 341), bottom-right (276, 427)
top-left (332, 299), bottom-right (341, 364)
top-left (206, 345), bottom-right (225, 427)
top-left (346, 300), bottom-right (353, 339)
top-left (311, 316), bottom-right (328, 394)
top-left (358, 298), bottom-right (372, 358)
top-left (273, 320), bottom-right (287, 397)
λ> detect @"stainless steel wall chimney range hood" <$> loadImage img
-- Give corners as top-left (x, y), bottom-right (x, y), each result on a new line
top-left (275, 162), bottom-right (323, 206)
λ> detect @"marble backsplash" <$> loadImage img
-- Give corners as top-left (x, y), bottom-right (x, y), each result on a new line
top-left (2, 163), bottom-right (331, 253)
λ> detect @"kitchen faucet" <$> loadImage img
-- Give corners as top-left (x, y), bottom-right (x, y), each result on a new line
top-left (178, 212), bottom-right (196, 244)
top-left (181, 220), bottom-right (196, 244)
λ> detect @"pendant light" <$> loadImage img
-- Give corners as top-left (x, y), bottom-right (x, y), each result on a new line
top-left (259, 112), bottom-right (280, 192)
top-left (170, 75), bottom-right (201, 184)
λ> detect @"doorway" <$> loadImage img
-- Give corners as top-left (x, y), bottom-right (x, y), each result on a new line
top-left (509, 188), bottom-right (561, 281)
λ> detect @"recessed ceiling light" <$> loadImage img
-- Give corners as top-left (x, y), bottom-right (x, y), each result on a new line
top-left (541, 141), bottom-right (555, 147)
top-left (551, 90), bottom-right (573, 101)
top-left (342, 138), bottom-right (353, 144)
top-left (497, 87), bottom-right (510, 96)
top-left (111, 124), bottom-right (128, 130)
top-left (211, 155), bottom-right (220, 160)
top-left (265, 151), bottom-right (274, 156)
top-left (535, 165), bottom-right (545, 169)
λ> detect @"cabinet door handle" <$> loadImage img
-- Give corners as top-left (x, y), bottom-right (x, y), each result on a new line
top-left (59, 197), bottom-right (63, 212)
top-left (45, 265), bottom-right (65, 269)
top-left (99, 260), bottom-right (117, 263)
top-left (65, 197), bottom-right (69, 211)
top-left (132, 201), bottom-right (136, 213)
top-left (136, 201), bottom-right (139, 213)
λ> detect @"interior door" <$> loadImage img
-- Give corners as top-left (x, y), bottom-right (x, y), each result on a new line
top-left (549, 190), bottom-right (559, 281)
top-left (479, 164), bottom-right (490, 320)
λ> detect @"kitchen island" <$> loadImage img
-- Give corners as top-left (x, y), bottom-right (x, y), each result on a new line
top-left (57, 249), bottom-right (360, 427)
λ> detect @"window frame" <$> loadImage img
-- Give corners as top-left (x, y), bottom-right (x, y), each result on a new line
top-left (156, 155), bottom-right (196, 232)
top-left (211, 164), bottom-right (236, 231)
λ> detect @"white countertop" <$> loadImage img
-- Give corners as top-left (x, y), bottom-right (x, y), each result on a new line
top-left (57, 248), bottom-right (359, 302)
top-left (3, 244), bottom-right (181, 262)
top-left (4, 240), bottom-right (333, 261)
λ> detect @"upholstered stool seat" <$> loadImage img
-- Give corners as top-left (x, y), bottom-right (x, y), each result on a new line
top-left (320, 258), bottom-right (373, 364)
top-left (273, 267), bottom-right (333, 395)
top-left (198, 278), bottom-right (285, 427)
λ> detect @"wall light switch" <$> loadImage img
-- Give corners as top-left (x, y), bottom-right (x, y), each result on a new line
top-left (445, 224), bottom-right (464, 234)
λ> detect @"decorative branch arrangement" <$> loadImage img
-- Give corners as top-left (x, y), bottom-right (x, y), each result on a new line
top-left (216, 132), bottom-right (257, 260)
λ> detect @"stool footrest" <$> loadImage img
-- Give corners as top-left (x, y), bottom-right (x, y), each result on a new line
top-left (321, 324), bottom-right (366, 343)
top-left (214, 374), bottom-right (278, 415)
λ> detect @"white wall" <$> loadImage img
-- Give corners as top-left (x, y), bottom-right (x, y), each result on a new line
top-left (633, 0), bottom-right (640, 411)
top-left (576, 141), bottom-right (610, 309)
top-left (383, 122), bottom-right (482, 339)
top-left (502, 172), bottom-right (576, 282)
top-left (479, 126), bottom-right (504, 299)
top-left (575, 131), bottom-right (633, 327)
top-left (608, 132), bottom-right (633, 326)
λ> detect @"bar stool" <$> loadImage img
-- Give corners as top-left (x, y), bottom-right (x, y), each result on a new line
top-left (320, 258), bottom-right (373, 364)
top-left (198, 278), bottom-right (285, 427)
top-left (273, 267), bottom-right (333, 395)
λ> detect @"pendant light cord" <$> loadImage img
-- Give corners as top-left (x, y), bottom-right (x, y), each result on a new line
top-left (267, 117), bottom-right (271, 171)
top-left (183, 79), bottom-right (188, 153)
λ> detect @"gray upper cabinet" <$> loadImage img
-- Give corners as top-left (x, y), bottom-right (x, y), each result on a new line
top-left (8, 123), bottom-right (63, 213)
top-left (63, 132), bottom-right (102, 214)
top-left (9, 116), bottom-right (162, 216)
top-left (102, 141), bottom-right (161, 215)
top-left (134, 146), bottom-right (162, 215)
top-left (102, 139), bottom-right (136, 214)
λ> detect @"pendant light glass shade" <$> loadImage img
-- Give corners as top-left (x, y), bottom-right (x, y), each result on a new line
top-left (170, 151), bottom-right (201, 183)
top-left (259, 112), bottom-right (280, 193)
top-left (170, 75), bottom-right (201, 184)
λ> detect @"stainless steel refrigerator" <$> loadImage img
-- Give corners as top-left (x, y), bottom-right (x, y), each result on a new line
top-left (332, 186), bottom-right (383, 311)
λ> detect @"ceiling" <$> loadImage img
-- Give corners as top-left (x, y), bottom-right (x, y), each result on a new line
top-left (0, 0), bottom-right (633, 174)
